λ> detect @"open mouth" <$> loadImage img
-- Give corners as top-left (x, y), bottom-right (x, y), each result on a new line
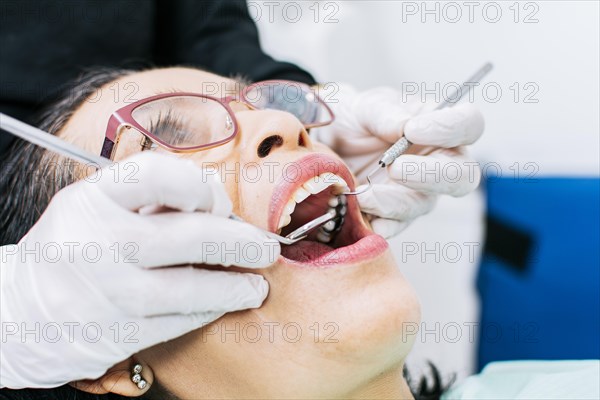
top-left (277, 173), bottom-right (347, 243)
top-left (269, 154), bottom-right (388, 266)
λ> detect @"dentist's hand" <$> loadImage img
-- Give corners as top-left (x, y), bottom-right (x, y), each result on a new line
top-left (0, 152), bottom-right (280, 389)
top-left (314, 84), bottom-right (484, 238)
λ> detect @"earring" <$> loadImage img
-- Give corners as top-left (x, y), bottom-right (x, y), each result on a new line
top-left (131, 363), bottom-right (148, 390)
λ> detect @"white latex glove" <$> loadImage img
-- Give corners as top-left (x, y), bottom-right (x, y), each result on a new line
top-left (0, 152), bottom-right (280, 389)
top-left (314, 84), bottom-right (484, 238)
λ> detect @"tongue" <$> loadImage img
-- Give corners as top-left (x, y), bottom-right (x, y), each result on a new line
top-left (281, 240), bottom-right (334, 262)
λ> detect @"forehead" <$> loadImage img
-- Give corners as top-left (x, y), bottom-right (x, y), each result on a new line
top-left (115, 67), bottom-right (240, 99)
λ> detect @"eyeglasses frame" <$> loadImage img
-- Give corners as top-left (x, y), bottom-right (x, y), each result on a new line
top-left (101, 80), bottom-right (335, 160)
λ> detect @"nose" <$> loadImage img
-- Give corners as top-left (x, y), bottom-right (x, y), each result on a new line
top-left (236, 109), bottom-right (311, 159)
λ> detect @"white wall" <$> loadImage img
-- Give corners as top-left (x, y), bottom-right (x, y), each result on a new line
top-left (253, 0), bottom-right (600, 381)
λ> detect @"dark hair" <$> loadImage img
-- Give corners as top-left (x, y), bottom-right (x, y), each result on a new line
top-left (0, 68), bottom-right (134, 245)
top-left (0, 386), bottom-right (127, 400)
top-left (405, 362), bottom-right (455, 400)
top-left (0, 383), bottom-right (174, 400)
top-left (0, 69), bottom-right (452, 400)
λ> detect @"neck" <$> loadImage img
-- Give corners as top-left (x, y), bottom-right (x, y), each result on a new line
top-left (347, 364), bottom-right (414, 400)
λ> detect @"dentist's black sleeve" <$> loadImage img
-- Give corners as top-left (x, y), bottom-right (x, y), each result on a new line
top-left (154, 0), bottom-right (316, 84)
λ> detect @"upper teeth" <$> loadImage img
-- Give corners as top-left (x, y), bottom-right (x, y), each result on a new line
top-left (278, 173), bottom-right (349, 231)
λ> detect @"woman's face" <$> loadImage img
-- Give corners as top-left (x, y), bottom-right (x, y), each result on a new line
top-left (62, 68), bottom-right (420, 399)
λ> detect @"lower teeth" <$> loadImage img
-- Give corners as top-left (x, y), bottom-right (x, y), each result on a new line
top-left (317, 231), bottom-right (332, 243)
top-left (316, 195), bottom-right (346, 244)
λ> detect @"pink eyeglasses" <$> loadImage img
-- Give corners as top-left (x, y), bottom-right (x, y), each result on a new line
top-left (101, 80), bottom-right (335, 160)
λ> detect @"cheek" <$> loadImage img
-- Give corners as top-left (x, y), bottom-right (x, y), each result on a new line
top-left (234, 153), bottom-right (288, 231)
top-left (185, 147), bottom-right (242, 213)
top-left (235, 163), bottom-right (273, 230)
top-left (111, 129), bottom-right (146, 160)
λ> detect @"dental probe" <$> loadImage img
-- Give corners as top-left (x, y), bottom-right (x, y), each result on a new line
top-left (0, 112), bottom-right (112, 168)
top-left (342, 62), bottom-right (494, 196)
top-left (0, 112), bottom-right (334, 246)
top-left (230, 212), bottom-right (336, 245)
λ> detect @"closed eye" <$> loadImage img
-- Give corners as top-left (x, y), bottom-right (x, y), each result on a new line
top-left (148, 109), bottom-right (194, 146)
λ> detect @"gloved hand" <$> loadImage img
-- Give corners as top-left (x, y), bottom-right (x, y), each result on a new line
top-left (0, 152), bottom-right (280, 389)
top-left (314, 84), bottom-right (484, 238)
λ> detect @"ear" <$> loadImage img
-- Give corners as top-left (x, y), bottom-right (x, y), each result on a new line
top-left (69, 358), bottom-right (154, 397)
